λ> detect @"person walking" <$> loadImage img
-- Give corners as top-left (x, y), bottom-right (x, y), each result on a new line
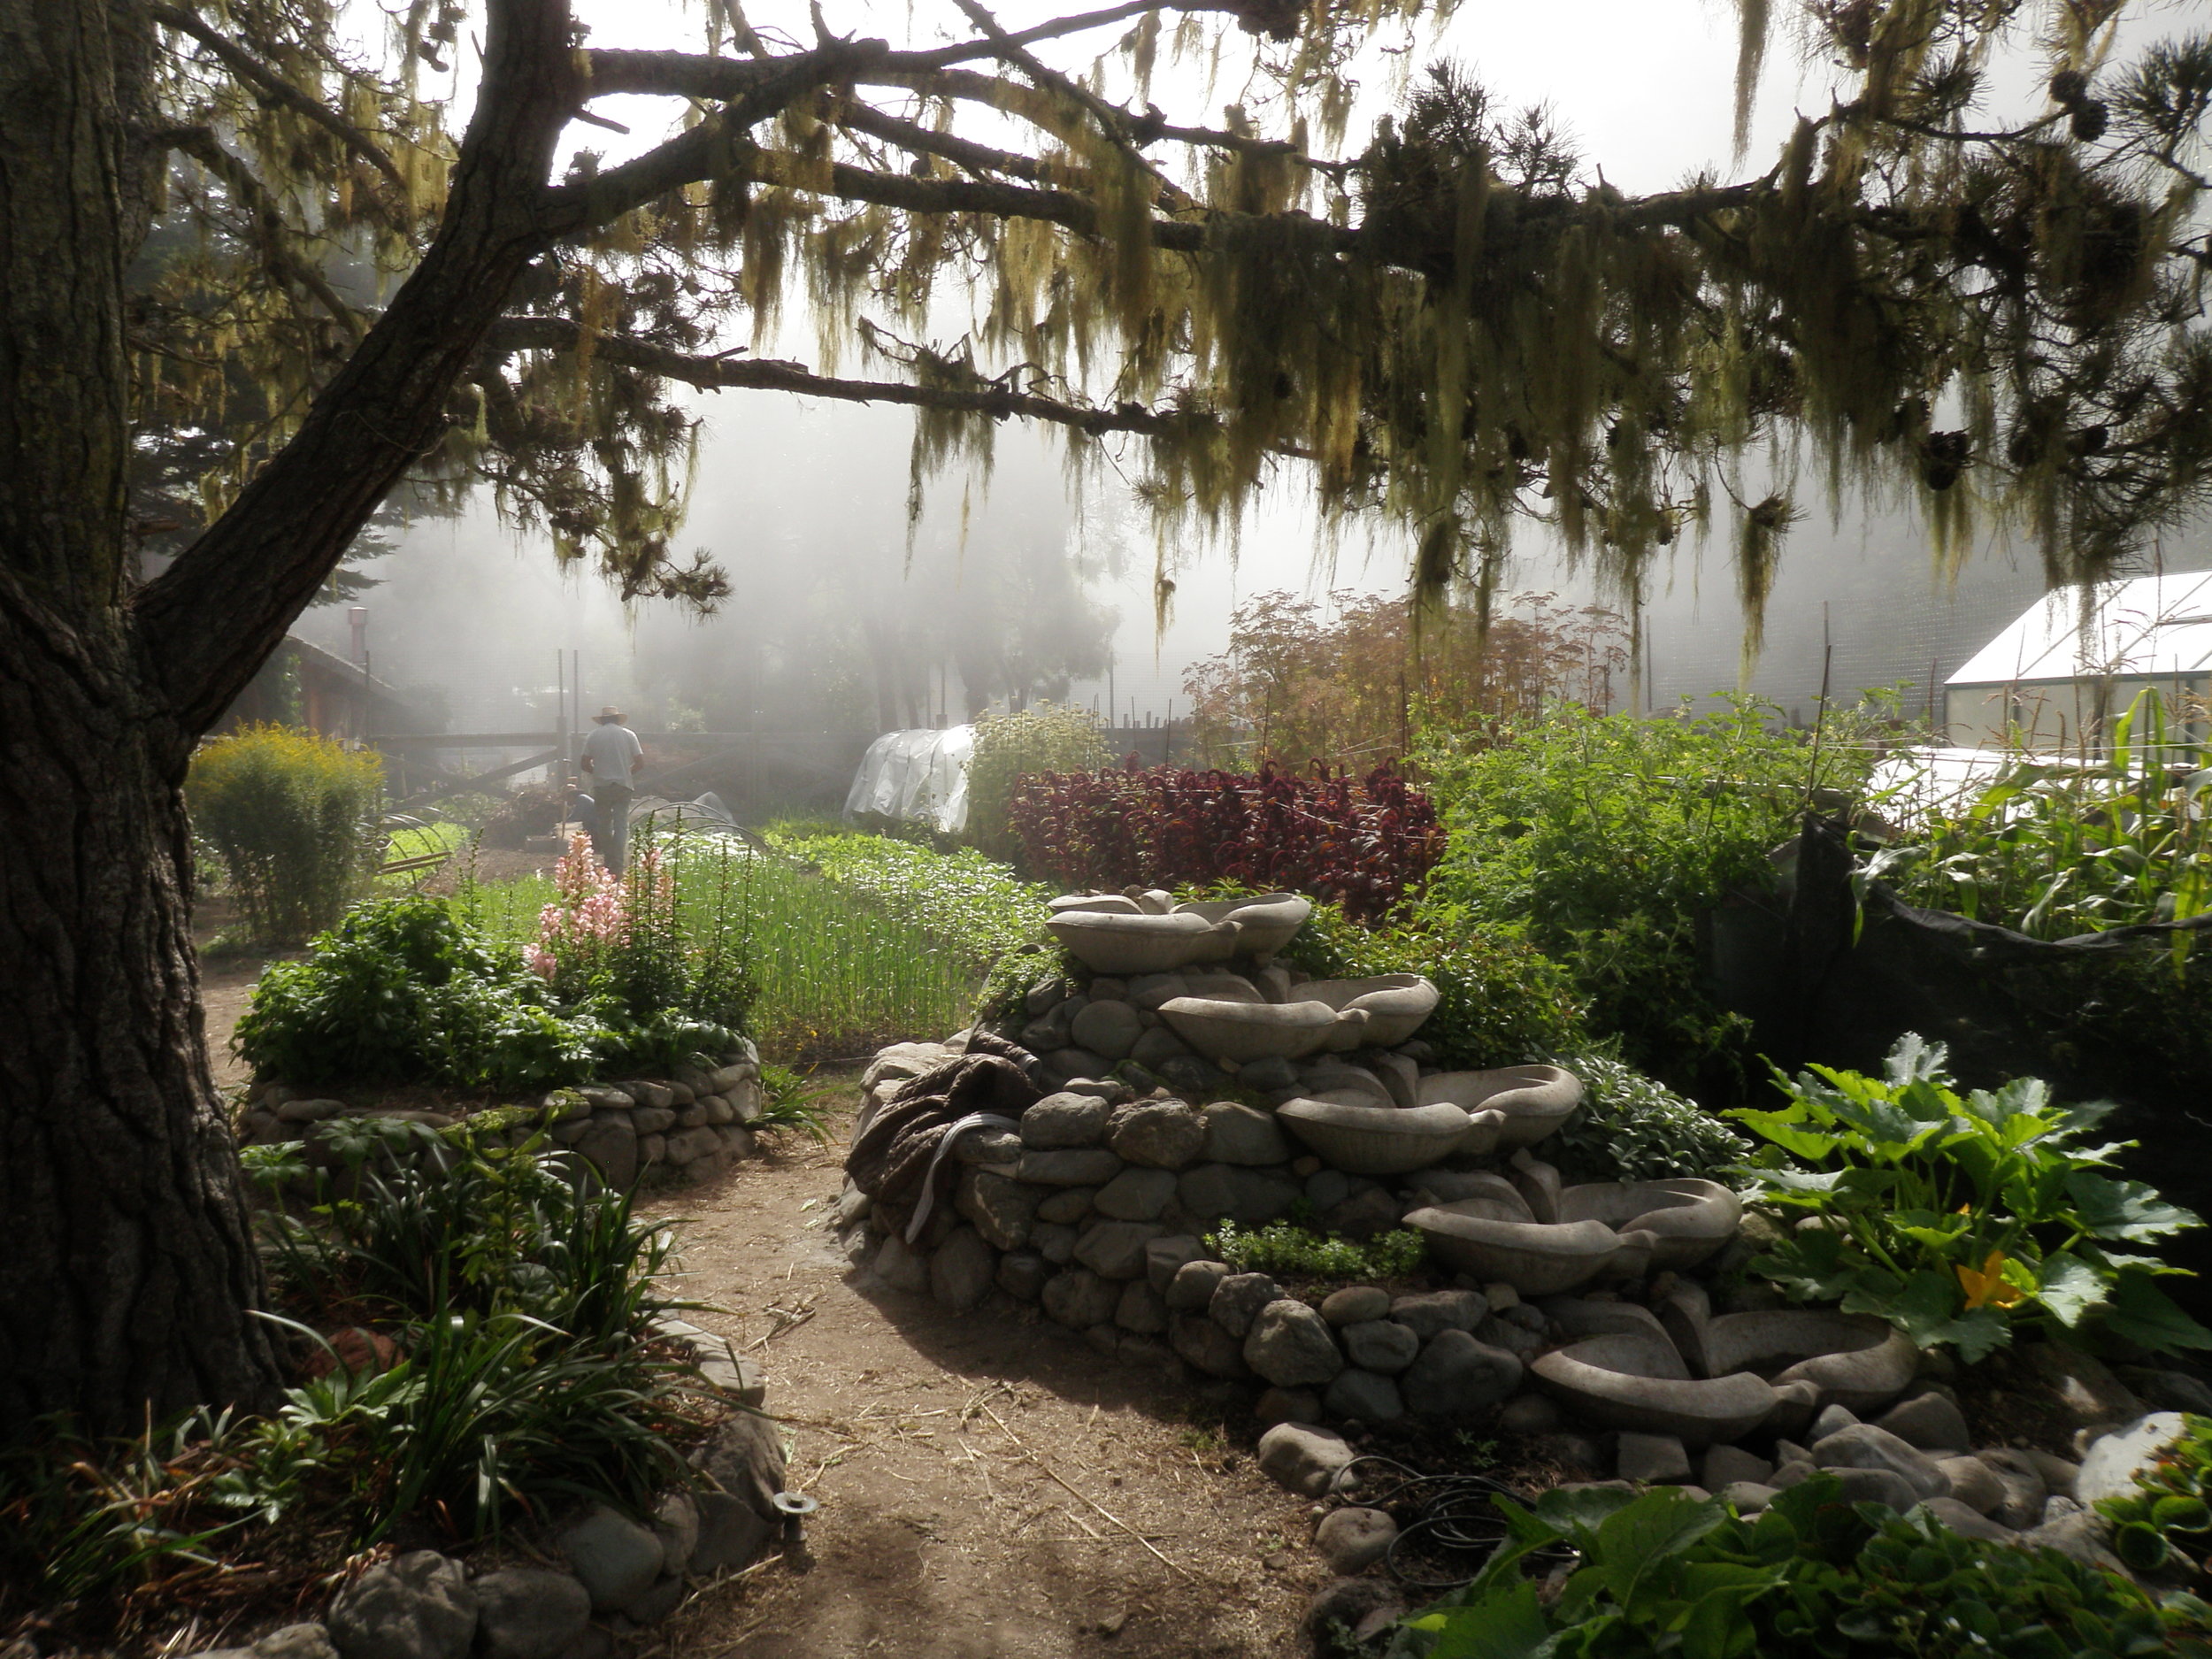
top-left (580, 705), bottom-right (644, 871)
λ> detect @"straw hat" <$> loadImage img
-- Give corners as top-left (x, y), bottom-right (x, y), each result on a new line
top-left (595, 705), bottom-right (623, 722)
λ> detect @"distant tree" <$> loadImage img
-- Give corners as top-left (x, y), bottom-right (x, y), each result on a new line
top-left (3, 0), bottom-right (2208, 1431)
top-left (1182, 588), bottom-right (1630, 767)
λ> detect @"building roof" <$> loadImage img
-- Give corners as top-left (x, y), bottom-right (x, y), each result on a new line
top-left (1947, 571), bottom-right (2212, 687)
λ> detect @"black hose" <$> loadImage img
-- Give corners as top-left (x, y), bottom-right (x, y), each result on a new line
top-left (1326, 1455), bottom-right (1575, 1594)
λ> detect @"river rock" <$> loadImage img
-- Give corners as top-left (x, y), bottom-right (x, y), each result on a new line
top-left (1074, 1219), bottom-right (1164, 1279)
top-left (572, 1116), bottom-right (639, 1190)
top-left (1320, 1286), bottom-right (1391, 1326)
top-left (1201, 1102), bottom-right (1291, 1165)
top-left (1166, 1258), bottom-right (1230, 1310)
top-left (870, 1233), bottom-right (930, 1293)
top-left (1809, 1424), bottom-right (1951, 1500)
top-left (1826, 1467), bottom-right (1923, 1511)
top-left (1923, 1497), bottom-right (2016, 1542)
top-left (1341, 1320), bottom-right (1420, 1375)
top-left (1170, 1311), bottom-right (1252, 1379)
top-left (1071, 1000), bottom-right (1145, 1062)
top-left (558, 1507), bottom-right (665, 1611)
top-left (930, 1226), bottom-right (997, 1312)
top-left (1389, 1290), bottom-right (1487, 1340)
top-left (1144, 1234), bottom-right (1204, 1290)
top-left (1021, 1092), bottom-right (1115, 1148)
top-left (1116, 1279), bottom-right (1169, 1334)
top-left (1238, 1055), bottom-right (1300, 1094)
top-left (1018, 1148), bottom-right (1125, 1186)
top-left (2022, 1345), bottom-right (2147, 1435)
top-left (1315, 1508), bottom-right (1398, 1574)
top-left (996, 1251), bottom-right (1048, 1302)
top-left (1176, 1162), bottom-right (1302, 1224)
top-left (956, 1169), bottom-right (1041, 1250)
top-left (328, 1553), bottom-right (478, 1659)
top-left (1257, 1422), bottom-right (1356, 1497)
top-left (1873, 1391), bottom-right (1972, 1454)
top-left (1032, 1221), bottom-right (1078, 1264)
top-left (1245, 1300), bottom-right (1345, 1388)
top-left (1701, 1445), bottom-right (1773, 1490)
top-left (1209, 1271), bottom-right (1284, 1338)
top-left (1935, 1455), bottom-right (2006, 1517)
top-left (1256, 1386), bottom-right (1321, 1426)
top-left (1618, 1432), bottom-right (1692, 1483)
top-left (1109, 1100), bottom-right (1208, 1170)
top-left (2078, 1412), bottom-right (2189, 1507)
top-left (1042, 1268), bottom-right (1121, 1329)
top-left (1035, 1186), bottom-right (1096, 1224)
top-left (1325, 1367), bottom-right (1404, 1424)
top-left (1402, 1329), bottom-right (1522, 1418)
top-left (1094, 1166), bottom-right (1178, 1221)
top-left (1982, 1451), bottom-right (2044, 1531)
top-left (472, 1571), bottom-right (591, 1659)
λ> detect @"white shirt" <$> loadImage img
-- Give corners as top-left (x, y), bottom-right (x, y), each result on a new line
top-left (583, 722), bottom-right (644, 790)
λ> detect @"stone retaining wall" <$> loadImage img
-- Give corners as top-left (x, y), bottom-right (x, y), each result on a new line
top-left (238, 1044), bottom-right (766, 1191)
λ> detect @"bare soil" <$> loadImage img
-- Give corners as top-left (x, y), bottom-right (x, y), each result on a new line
top-left (195, 950), bottom-right (1324, 1655)
top-left (642, 1085), bottom-right (1325, 1659)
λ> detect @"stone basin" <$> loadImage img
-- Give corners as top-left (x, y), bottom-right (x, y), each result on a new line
top-left (1401, 1194), bottom-right (1647, 1296)
top-left (1172, 892), bottom-right (1313, 960)
top-left (1046, 909), bottom-right (1237, 974)
top-left (1663, 1308), bottom-right (1919, 1414)
top-left (1299, 974), bottom-right (1440, 1050)
top-left (1531, 1331), bottom-right (1778, 1446)
top-left (1417, 1066), bottom-right (1584, 1149)
top-left (1273, 1098), bottom-right (1474, 1176)
top-left (1554, 1179), bottom-right (1742, 1273)
top-left (1159, 995), bottom-right (1340, 1062)
top-left (1048, 893), bottom-right (1142, 916)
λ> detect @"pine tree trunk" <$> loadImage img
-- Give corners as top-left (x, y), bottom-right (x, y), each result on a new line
top-left (0, 0), bottom-right (280, 1428)
top-left (0, 616), bottom-right (280, 1425)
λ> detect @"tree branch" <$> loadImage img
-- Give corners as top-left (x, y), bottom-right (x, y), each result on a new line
top-left (482, 313), bottom-right (1209, 439)
top-left (150, 4), bottom-right (409, 196)
top-left (137, 0), bottom-right (583, 735)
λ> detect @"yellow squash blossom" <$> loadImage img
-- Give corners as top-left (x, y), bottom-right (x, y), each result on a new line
top-left (1956, 1249), bottom-right (2026, 1310)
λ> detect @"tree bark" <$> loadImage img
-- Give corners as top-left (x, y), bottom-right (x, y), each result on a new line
top-left (0, 0), bottom-right (280, 1428)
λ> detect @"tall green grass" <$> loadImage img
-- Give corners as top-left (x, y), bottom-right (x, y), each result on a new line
top-left (466, 833), bottom-right (981, 1060)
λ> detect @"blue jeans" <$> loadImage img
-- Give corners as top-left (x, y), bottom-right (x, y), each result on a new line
top-left (592, 784), bottom-right (634, 871)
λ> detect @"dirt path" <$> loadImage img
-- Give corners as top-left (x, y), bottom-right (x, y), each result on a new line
top-left (195, 968), bottom-right (1325, 1656)
top-left (650, 1089), bottom-right (1326, 1659)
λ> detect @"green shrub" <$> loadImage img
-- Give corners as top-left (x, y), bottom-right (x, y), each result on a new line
top-left (1732, 1034), bottom-right (2211, 1362)
top-left (1550, 1049), bottom-right (1753, 1184)
top-left (235, 895), bottom-right (611, 1089)
top-left (1414, 695), bottom-right (1886, 1087)
top-left (188, 724), bottom-right (385, 944)
top-left (964, 702), bottom-right (1113, 865)
top-left (1207, 1219), bottom-right (1427, 1282)
top-left (2096, 1412), bottom-right (2212, 1580)
top-left (1386, 1477), bottom-right (2206, 1659)
top-left (1275, 894), bottom-right (1588, 1069)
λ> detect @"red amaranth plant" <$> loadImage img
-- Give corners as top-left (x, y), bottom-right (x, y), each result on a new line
top-left (1006, 760), bottom-right (1443, 921)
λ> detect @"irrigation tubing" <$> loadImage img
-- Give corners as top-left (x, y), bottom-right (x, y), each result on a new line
top-left (1325, 1455), bottom-right (1577, 1594)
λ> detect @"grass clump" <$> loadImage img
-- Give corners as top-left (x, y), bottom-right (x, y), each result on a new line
top-left (1208, 1219), bottom-right (1426, 1283)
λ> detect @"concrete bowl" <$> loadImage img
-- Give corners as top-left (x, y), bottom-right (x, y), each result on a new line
top-left (1273, 1097), bottom-right (1475, 1176)
top-left (1417, 1065), bottom-right (1584, 1148)
top-left (1172, 891), bottom-right (1313, 959)
top-left (1045, 910), bottom-right (1238, 975)
top-left (1400, 1203), bottom-right (1635, 1296)
top-left (1301, 974), bottom-right (1441, 1049)
top-left (1555, 1179), bottom-right (1743, 1272)
top-left (1531, 1332), bottom-right (1779, 1446)
top-left (1159, 995), bottom-right (1340, 1063)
